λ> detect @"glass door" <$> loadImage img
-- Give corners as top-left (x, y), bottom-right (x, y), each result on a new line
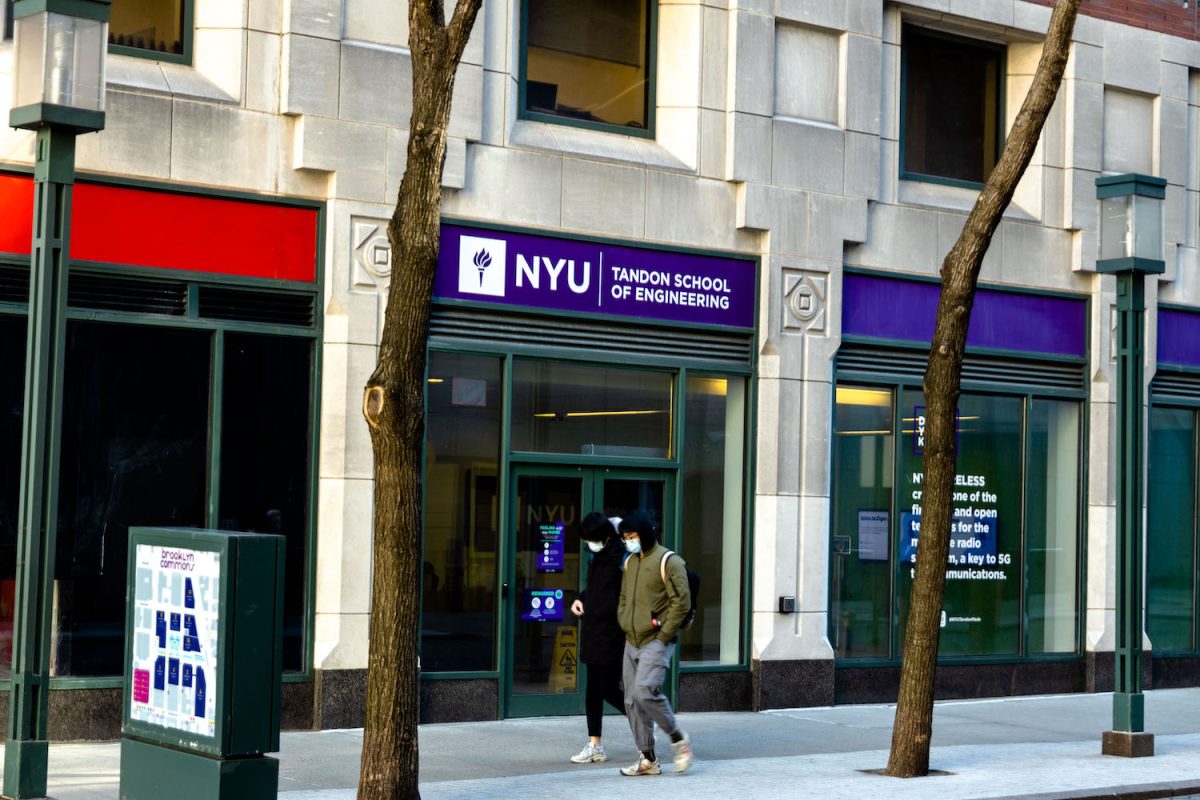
top-left (505, 466), bottom-right (671, 718)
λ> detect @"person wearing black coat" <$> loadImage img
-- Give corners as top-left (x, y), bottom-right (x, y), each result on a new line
top-left (567, 512), bottom-right (628, 764)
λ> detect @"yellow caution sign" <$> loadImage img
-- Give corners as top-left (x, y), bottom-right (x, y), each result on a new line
top-left (548, 626), bottom-right (578, 694)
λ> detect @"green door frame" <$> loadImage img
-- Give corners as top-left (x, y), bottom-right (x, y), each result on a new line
top-left (502, 463), bottom-right (675, 718)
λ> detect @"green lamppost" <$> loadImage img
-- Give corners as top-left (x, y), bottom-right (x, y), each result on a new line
top-left (1095, 173), bottom-right (1165, 759)
top-left (7, 1), bottom-right (108, 796)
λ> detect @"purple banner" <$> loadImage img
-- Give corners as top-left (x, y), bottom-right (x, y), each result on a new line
top-left (434, 223), bottom-right (756, 329)
top-left (1159, 309), bottom-right (1200, 368)
top-left (842, 274), bottom-right (1086, 357)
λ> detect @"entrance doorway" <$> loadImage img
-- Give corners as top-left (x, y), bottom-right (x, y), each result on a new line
top-left (504, 466), bottom-right (672, 717)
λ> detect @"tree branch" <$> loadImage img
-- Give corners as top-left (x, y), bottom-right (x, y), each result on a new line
top-left (447, 0), bottom-right (483, 63)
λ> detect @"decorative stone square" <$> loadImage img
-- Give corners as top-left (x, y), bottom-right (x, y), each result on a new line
top-left (782, 270), bottom-right (827, 334)
top-left (351, 217), bottom-right (392, 292)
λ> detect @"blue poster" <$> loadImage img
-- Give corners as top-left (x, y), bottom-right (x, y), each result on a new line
top-left (521, 588), bottom-right (565, 621)
top-left (537, 522), bottom-right (565, 573)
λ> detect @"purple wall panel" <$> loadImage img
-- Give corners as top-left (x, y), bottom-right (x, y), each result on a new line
top-left (842, 273), bottom-right (1086, 357)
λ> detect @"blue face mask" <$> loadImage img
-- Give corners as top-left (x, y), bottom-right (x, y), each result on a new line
top-left (624, 537), bottom-right (642, 555)
top-left (586, 540), bottom-right (605, 553)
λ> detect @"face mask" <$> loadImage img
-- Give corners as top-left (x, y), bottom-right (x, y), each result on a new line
top-left (586, 540), bottom-right (605, 553)
top-left (624, 538), bottom-right (642, 555)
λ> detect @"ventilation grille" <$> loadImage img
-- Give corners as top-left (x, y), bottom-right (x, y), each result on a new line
top-left (1152, 372), bottom-right (1200, 403)
top-left (0, 264), bottom-right (29, 305)
top-left (68, 272), bottom-right (187, 315)
top-left (198, 287), bottom-right (315, 327)
top-left (430, 307), bottom-right (753, 369)
top-left (837, 345), bottom-right (1086, 393)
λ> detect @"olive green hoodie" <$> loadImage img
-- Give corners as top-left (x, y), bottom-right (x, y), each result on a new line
top-left (617, 543), bottom-right (691, 647)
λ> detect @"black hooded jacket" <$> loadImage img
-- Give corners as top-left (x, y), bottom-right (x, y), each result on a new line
top-left (578, 533), bottom-right (627, 665)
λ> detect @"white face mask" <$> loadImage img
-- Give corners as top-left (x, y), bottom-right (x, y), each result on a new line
top-left (586, 540), bottom-right (605, 553)
top-left (624, 537), bottom-right (642, 555)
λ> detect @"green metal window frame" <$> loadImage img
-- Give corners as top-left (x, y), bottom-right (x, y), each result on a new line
top-left (898, 23), bottom-right (1007, 190)
top-left (827, 376), bottom-right (1089, 667)
top-left (0, 171), bottom-right (324, 689)
top-left (107, 0), bottom-right (193, 65)
top-left (517, 0), bottom-right (658, 139)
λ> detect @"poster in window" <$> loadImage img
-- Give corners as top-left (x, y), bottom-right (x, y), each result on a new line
top-left (857, 511), bottom-right (889, 561)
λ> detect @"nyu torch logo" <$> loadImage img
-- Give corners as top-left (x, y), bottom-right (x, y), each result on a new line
top-left (458, 235), bottom-right (506, 297)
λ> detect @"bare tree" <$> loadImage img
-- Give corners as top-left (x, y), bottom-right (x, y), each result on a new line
top-left (885, 0), bottom-right (1082, 778)
top-left (357, 2), bottom-right (482, 798)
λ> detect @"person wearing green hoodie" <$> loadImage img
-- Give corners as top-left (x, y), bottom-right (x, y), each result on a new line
top-left (615, 510), bottom-right (693, 777)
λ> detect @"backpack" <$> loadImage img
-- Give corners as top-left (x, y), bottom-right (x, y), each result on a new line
top-left (659, 550), bottom-right (701, 631)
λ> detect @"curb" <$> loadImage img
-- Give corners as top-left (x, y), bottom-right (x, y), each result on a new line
top-left (991, 782), bottom-right (1200, 800)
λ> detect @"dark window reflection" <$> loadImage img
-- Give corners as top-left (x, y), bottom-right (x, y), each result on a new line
top-left (902, 26), bottom-right (1002, 185)
top-left (55, 322), bottom-right (210, 676)
top-left (219, 334), bottom-right (312, 672)
top-left (422, 352), bottom-right (501, 672)
top-left (0, 314), bottom-right (25, 678)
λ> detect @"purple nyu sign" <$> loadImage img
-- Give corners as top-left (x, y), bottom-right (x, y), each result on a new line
top-left (434, 223), bottom-right (756, 329)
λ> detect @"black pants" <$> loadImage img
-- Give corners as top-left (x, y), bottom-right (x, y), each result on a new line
top-left (585, 661), bottom-right (626, 737)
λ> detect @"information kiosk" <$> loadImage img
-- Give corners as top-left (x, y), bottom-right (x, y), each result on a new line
top-left (119, 527), bottom-right (285, 798)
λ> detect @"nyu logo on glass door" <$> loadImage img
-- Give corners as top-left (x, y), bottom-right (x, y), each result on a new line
top-left (457, 235), bottom-right (507, 297)
top-left (436, 224), bottom-right (755, 329)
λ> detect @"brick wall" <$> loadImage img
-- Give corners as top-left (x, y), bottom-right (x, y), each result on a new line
top-left (1028, 0), bottom-right (1199, 41)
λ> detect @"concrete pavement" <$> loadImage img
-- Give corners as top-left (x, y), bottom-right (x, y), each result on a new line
top-left (31, 688), bottom-right (1200, 799)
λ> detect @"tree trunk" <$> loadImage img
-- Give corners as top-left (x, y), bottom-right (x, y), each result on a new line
top-left (357, 3), bottom-right (481, 799)
top-left (885, 0), bottom-right (1081, 778)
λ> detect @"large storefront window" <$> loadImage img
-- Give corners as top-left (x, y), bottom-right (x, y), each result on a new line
top-left (680, 374), bottom-right (745, 665)
top-left (1148, 406), bottom-right (1197, 652)
top-left (48, 320), bottom-right (317, 677)
top-left (55, 323), bottom-right (210, 676)
top-left (831, 384), bottom-right (1081, 661)
top-left (219, 333), bottom-right (314, 672)
top-left (421, 351), bottom-right (502, 672)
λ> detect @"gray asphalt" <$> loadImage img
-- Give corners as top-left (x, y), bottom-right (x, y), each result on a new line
top-left (34, 688), bottom-right (1200, 799)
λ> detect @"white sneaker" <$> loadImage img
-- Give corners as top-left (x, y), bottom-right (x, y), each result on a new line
top-left (570, 742), bottom-right (607, 763)
top-left (672, 731), bottom-right (693, 774)
top-left (620, 756), bottom-right (661, 776)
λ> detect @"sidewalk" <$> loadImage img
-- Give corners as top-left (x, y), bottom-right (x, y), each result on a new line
top-left (35, 688), bottom-right (1200, 799)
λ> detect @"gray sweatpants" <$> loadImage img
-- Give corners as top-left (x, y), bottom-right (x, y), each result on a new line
top-left (622, 639), bottom-right (679, 754)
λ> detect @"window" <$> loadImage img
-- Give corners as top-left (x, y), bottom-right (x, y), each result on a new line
top-left (521, 0), bottom-right (654, 134)
top-left (830, 385), bottom-right (1082, 660)
top-left (1148, 406), bottom-right (1198, 652)
top-left (680, 375), bottom-right (746, 666)
top-left (108, 0), bottom-right (190, 62)
top-left (510, 360), bottom-right (674, 458)
top-left (901, 25), bottom-right (1004, 187)
top-left (422, 352), bottom-right (503, 672)
top-left (3, 0), bottom-right (12, 42)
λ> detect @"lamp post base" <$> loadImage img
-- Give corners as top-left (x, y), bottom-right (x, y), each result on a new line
top-left (2, 737), bottom-right (48, 799)
top-left (1101, 730), bottom-right (1155, 758)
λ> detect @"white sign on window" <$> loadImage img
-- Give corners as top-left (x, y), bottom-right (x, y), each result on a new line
top-left (858, 510), bottom-right (889, 561)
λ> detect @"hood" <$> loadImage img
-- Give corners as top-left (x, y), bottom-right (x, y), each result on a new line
top-left (619, 509), bottom-right (658, 551)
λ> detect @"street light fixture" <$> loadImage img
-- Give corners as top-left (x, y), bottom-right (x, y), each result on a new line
top-left (1096, 173), bottom-right (1165, 759)
top-left (6, 0), bottom-right (108, 796)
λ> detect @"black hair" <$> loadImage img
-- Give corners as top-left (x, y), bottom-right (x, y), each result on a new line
top-left (618, 510), bottom-right (658, 551)
top-left (580, 511), bottom-right (615, 543)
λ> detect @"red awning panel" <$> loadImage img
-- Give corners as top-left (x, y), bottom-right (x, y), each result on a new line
top-left (0, 174), bottom-right (35, 257)
top-left (0, 175), bottom-right (318, 284)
